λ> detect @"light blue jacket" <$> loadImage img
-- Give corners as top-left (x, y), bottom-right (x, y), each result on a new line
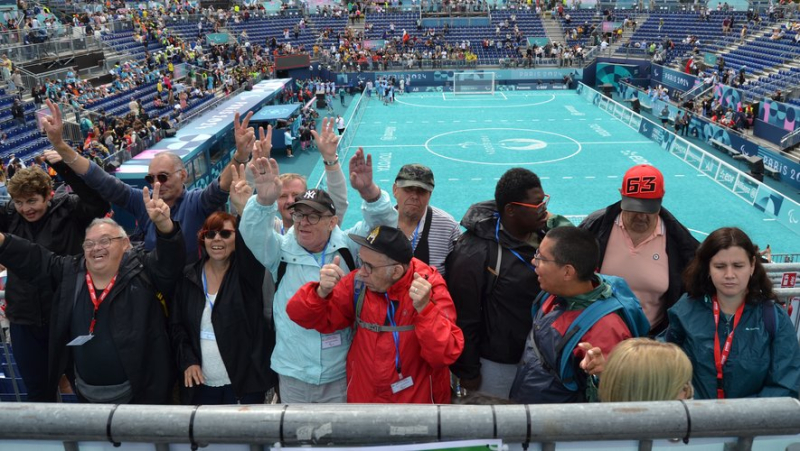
top-left (239, 192), bottom-right (397, 385)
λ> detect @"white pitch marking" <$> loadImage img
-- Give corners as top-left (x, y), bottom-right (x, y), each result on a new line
top-left (448, 178), bottom-right (460, 181)
top-left (585, 176), bottom-right (595, 179)
top-left (563, 176), bottom-right (573, 179)
top-left (763, 218), bottom-right (777, 221)
top-left (675, 174), bottom-right (685, 177)
top-left (471, 178), bottom-right (481, 181)
top-left (607, 175), bottom-right (618, 178)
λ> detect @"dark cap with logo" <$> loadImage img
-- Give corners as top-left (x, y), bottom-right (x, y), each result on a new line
top-left (349, 225), bottom-right (413, 264)
top-left (288, 188), bottom-right (336, 215)
top-left (619, 164), bottom-right (665, 214)
top-left (395, 163), bottom-right (435, 192)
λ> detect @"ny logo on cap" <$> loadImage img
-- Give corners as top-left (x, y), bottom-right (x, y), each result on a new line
top-left (303, 190), bottom-right (316, 199)
top-left (366, 227), bottom-right (380, 244)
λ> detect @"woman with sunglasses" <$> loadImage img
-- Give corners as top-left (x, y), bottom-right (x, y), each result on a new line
top-left (169, 167), bottom-right (276, 404)
top-left (666, 227), bottom-right (800, 399)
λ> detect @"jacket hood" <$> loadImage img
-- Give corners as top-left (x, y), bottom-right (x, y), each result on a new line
top-left (460, 200), bottom-right (500, 240)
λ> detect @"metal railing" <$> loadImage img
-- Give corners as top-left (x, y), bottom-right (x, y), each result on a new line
top-left (1, 35), bottom-right (102, 66)
top-left (0, 399), bottom-right (798, 449)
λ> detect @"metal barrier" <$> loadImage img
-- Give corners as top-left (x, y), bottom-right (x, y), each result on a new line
top-left (2, 35), bottom-right (102, 65)
top-left (0, 399), bottom-right (797, 449)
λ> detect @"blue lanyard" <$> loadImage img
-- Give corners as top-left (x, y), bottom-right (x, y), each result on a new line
top-left (385, 293), bottom-right (402, 375)
top-left (201, 268), bottom-right (214, 310)
top-left (409, 217), bottom-right (423, 252)
top-left (306, 238), bottom-right (330, 267)
top-left (495, 216), bottom-right (537, 272)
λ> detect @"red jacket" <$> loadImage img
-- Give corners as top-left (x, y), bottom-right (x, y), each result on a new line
top-left (287, 259), bottom-right (464, 404)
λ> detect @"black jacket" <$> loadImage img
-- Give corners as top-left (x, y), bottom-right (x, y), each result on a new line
top-left (579, 201), bottom-right (699, 327)
top-left (11, 103), bottom-right (24, 119)
top-left (170, 221), bottom-right (277, 401)
top-left (0, 162), bottom-right (110, 325)
top-left (0, 225), bottom-right (186, 404)
top-left (445, 201), bottom-right (552, 380)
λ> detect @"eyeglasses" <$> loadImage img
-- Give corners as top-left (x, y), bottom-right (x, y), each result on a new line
top-left (203, 229), bottom-right (235, 240)
top-left (291, 211), bottom-right (333, 225)
top-left (82, 236), bottom-right (125, 250)
top-left (360, 261), bottom-right (398, 275)
top-left (144, 169), bottom-right (182, 185)
top-left (511, 195), bottom-right (550, 214)
top-left (533, 249), bottom-right (560, 265)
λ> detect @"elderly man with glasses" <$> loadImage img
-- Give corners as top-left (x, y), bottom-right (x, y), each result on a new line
top-left (445, 167), bottom-right (573, 399)
top-left (239, 145), bottom-right (397, 403)
top-left (0, 184), bottom-right (185, 404)
top-left (40, 99), bottom-right (258, 262)
top-left (287, 225), bottom-right (463, 404)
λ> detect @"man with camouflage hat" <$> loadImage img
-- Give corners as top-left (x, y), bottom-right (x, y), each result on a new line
top-left (393, 163), bottom-right (460, 276)
top-left (287, 225), bottom-right (464, 403)
top-left (240, 147), bottom-right (397, 403)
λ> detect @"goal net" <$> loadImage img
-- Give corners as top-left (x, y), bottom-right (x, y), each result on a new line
top-left (452, 72), bottom-right (496, 95)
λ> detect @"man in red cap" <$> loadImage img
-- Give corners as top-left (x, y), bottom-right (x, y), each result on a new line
top-left (579, 165), bottom-right (698, 336)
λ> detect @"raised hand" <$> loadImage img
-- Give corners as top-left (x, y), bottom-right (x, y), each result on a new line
top-left (42, 149), bottom-right (63, 164)
top-left (317, 255), bottom-right (346, 298)
top-left (311, 117), bottom-right (339, 163)
top-left (142, 183), bottom-right (173, 233)
top-left (252, 125), bottom-right (273, 161)
top-left (41, 99), bottom-right (66, 147)
top-left (229, 163), bottom-right (253, 215)
top-left (578, 342), bottom-right (606, 376)
top-left (184, 365), bottom-right (205, 388)
top-left (248, 152), bottom-right (281, 207)
top-left (233, 111), bottom-right (255, 160)
top-left (409, 272), bottom-right (432, 313)
top-left (349, 147), bottom-right (379, 199)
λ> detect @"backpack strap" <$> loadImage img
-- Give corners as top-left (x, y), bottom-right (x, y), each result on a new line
top-left (352, 282), bottom-right (415, 333)
top-left (556, 298), bottom-right (627, 392)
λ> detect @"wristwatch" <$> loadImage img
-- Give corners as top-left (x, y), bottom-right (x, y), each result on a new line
top-left (323, 156), bottom-right (339, 166)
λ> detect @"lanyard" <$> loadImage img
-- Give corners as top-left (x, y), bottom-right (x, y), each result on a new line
top-left (409, 217), bottom-right (423, 252)
top-left (495, 217), bottom-right (537, 272)
top-left (85, 272), bottom-right (118, 335)
top-left (306, 238), bottom-right (330, 267)
top-left (201, 268), bottom-right (215, 311)
top-left (385, 293), bottom-right (402, 375)
top-left (712, 295), bottom-right (745, 399)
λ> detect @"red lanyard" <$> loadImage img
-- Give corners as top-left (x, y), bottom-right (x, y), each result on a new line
top-left (86, 273), bottom-right (118, 335)
top-left (712, 296), bottom-right (745, 399)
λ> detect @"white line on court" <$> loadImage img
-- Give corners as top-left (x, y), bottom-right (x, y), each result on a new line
top-left (607, 175), bottom-right (618, 178)
top-left (763, 218), bottom-right (778, 221)
top-left (579, 141), bottom-right (651, 145)
top-left (675, 174), bottom-right (685, 177)
top-left (349, 144), bottom-right (426, 148)
top-left (541, 177), bottom-right (550, 180)
top-left (471, 178), bottom-right (481, 181)
top-left (585, 176), bottom-right (595, 179)
top-left (563, 176), bottom-right (573, 179)
top-left (448, 178), bottom-right (459, 181)
top-left (379, 179), bottom-right (390, 182)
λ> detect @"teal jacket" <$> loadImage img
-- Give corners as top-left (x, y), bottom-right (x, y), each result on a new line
top-left (667, 294), bottom-right (800, 399)
top-left (239, 192), bottom-right (397, 385)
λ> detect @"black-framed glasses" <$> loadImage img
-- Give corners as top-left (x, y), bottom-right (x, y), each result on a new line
top-left (291, 211), bottom-right (333, 225)
top-left (510, 194), bottom-right (550, 215)
top-left (533, 249), bottom-right (559, 265)
top-left (203, 229), bottom-right (235, 240)
top-left (144, 169), bottom-right (182, 185)
top-left (360, 261), bottom-right (399, 275)
top-left (82, 236), bottom-right (125, 251)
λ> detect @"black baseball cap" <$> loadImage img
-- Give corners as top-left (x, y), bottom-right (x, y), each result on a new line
top-left (349, 226), bottom-right (413, 264)
top-left (288, 188), bottom-right (336, 215)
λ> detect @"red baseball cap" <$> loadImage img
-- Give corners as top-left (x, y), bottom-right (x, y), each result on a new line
top-left (619, 165), bottom-right (665, 214)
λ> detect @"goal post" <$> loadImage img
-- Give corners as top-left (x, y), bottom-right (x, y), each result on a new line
top-left (452, 72), bottom-right (496, 95)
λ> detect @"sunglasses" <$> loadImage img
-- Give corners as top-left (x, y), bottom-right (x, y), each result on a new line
top-left (144, 169), bottom-right (182, 185)
top-left (203, 229), bottom-right (235, 240)
top-left (510, 194), bottom-right (550, 214)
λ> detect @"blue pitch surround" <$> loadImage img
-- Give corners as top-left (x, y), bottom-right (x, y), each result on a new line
top-left (307, 90), bottom-right (800, 254)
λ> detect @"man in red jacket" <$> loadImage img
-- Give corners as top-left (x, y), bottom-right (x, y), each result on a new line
top-left (287, 225), bottom-right (464, 403)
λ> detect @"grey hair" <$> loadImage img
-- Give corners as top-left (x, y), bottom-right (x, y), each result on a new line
top-left (86, 218), bottom-right (127, 238)
top-left (151, 151), bottom-right (185, 171)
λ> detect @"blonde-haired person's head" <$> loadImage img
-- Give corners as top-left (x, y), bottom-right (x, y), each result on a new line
top-left (599, 338), bottom-right (693, 402)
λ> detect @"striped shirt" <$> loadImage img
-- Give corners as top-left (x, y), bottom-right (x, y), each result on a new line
top-left (408, 205), bottom-right (461, 276)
